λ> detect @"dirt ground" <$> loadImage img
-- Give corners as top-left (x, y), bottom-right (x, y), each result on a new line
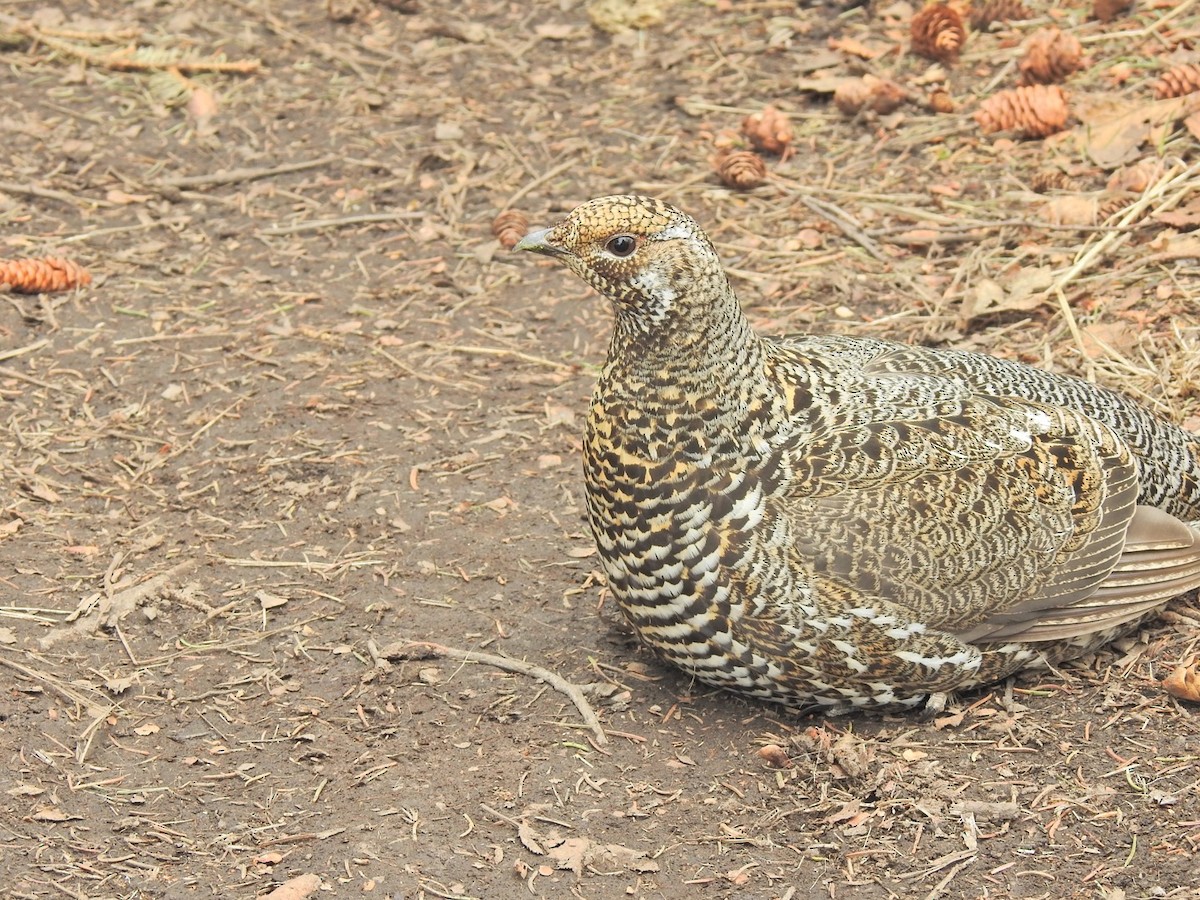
top-left (2, 1), bottom-right (1200, 898)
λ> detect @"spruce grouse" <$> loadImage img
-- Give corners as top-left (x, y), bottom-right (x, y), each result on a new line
top-left (515, 195), bottom-right (1200, 712)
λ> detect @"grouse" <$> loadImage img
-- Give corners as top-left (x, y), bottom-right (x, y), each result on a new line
top-left (515, 195), bottom-right (1200, 712)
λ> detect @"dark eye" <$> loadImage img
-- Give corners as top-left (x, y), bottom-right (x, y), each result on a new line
top-left (605, 234), bottom-right (637, 257)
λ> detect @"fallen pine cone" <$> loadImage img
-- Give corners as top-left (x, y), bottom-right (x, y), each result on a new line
top-left (0, 256), bottom-right (92, 293)
top-left (742, 106), bottom-right (793, 156)
top-left (1029, 170), bottom-right (1081, 193)
top-left (911, 3), bottom-right (966, 64)
top-left (1163, 662), bottom-right (1200, 702)
top-left (975, 85), bottom-right (1070, 138)
top-left (1154, 63), bottom-right (1200, 100)
top-left (492, 209), bottom-right (530, 249)
top-left (1019, 28), bottom-right (1084, 85)
top-left (714, 149), bottom-right (767, 190)
top-left (834, 74), bottom-right (908, 116)
top-left (927, 88), bottom-right (955, 113)
top-left (1097, 190), bottom-right (1139, 222)
top-left (970, 0), bottom-right (1031, 30)
top-left (1093, 0), bottom-right (1133, 23)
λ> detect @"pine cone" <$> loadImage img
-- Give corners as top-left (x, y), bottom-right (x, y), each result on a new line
top-left (742, 106), bottom-right (793, 156)
top-left (714, 150), bottom-right (767, 190)
top-left (1029, 170), bottom-right (1081, 193)
top-left (0, 257), bottom-right (92, 293)
top-left (492, 209), bottom-right (530, 249)
top-left (1154, 63), bottom-right (1200, 100)
top-left (969, 0), bottom-right (1032, 30)
top-left (1019, 28), bottom-right (1084, 85)
top-left (911, 3), bottom-right (966, 63)
top-left (834, 75), bottom-right (908, 115)
top-left (927, 88), bottom-right (955, 113)
top-left (1097, 190), bottom-right (1138, 221)
top-left (975, 85), bottom-right (1070, 138)
top-left (1093, 0), bottom-right (1133, 23)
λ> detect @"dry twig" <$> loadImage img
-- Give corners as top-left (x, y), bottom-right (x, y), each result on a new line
top-left (380, 639), bottom-right (608, 746)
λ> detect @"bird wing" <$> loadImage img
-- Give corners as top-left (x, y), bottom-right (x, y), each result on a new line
top-left (960, 504), bottom-right (1200, 642)
top-left (765, 356), bottom-right (1181, 644)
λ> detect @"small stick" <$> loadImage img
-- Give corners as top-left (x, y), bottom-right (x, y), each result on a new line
top-left (22, 28), bottom-right (260, 74)
top-left (154, 156), bottom-right (341, 190)
top-left (0, 339), bottom-right (47, 363)
top-left (260, 212), bottom-right (425, 236)
top-left (420, 342), bottom-right (582, 373)
top-left (383, 640), bottom-right (608, 746)
top-left (796, 195), bottom-right (887, 262)
top-left (503, 159), bottom-right (577, 212)
top-left (0, 179), bottom-right (115, 208)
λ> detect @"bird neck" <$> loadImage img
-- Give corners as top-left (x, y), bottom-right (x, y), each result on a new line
top-left (600, 288), bottom-right (779, 444)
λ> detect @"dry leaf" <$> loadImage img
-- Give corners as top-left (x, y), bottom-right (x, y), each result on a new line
top-left (262, 874), bottom-right (322, 900)
top-left (1075, 95), bottom-right (1200, 167)
top-left (827, 35), bottom-right (886, 59)
top-left (106, 189), bottom-right (151, 204)
top-left (1186, 112), bottom-right (1200, 143)
top-left (1163, 663), bottom-right (1200, 702)
top-left (517, 821), bottom-right (545, 854)
top-left (31, 806), bottom-right (73, 822)
top-left (187, 86), bottom-right (219, 133)
top-left (256, 590), bottom-right (289, 610)
top-left (1080, 321), bottom-right (1137, 358)
top-left (961, 267), bottom-right (1054, 320)
top-left (1038, 193), bottom-right (1100, 226)
top-left (757, 744), bottom-right (793, 768)
top-left (547, 836), bottom-right (589, 874)
top-left (544, 401), bottom-right (575, 427)
top-left (1148, 232), bottom-right (1200, 260)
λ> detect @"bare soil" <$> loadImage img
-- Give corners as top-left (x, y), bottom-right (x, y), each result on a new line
top-left (2, 2), bottom-right (1199, 898)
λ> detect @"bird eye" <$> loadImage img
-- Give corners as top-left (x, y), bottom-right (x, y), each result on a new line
top-left (605, 234), bottom-right (637, 258)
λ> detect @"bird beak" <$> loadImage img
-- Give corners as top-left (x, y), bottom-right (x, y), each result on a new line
top-left (513, 227), bottom-right (565, 257)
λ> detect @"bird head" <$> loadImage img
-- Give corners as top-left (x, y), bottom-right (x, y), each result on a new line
top-left (514, 195), bottom-right (728, 333)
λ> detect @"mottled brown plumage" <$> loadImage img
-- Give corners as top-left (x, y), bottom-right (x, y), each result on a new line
top-left (516, 196), bottom-right (1200, 712)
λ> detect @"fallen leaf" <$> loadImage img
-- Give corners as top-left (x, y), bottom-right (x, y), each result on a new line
top-left (256, 590), bottom-right (289, 610)
top-left (1149, 232), bottom-right (1200, 260)
top-left (262, 873), bottom-right (322, 900)
top-left (547, 836), bottom-right (588, 875)
top-left (517, 821), bottom-right (545, 854)
top-left (1163, 663), bottom-right (1200, 702)
top-left (105, 188), bottom-right (151, 204)
top-left (961, 267), bottom-right (1055, 321)
top-left (1075, 95), bottom-right (1200, 168)
top-left (828, 35), bottom-right (886, 59)
top-left (1038, 193), bottom-right (1099, 226)
top-left (544, 401), bottom-right (575, 428)
top-left (1080, 321), bottom-right (1138, 358)
top-left (187, 86), bottom-right (219, 134)
top-left (756, 744), bottom-right (793, 768)
top-left (31, 806), bottom-right (73, 822)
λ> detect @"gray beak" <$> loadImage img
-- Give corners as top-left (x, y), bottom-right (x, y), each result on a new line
top-left (513, 227), bottom-right (565, 257)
